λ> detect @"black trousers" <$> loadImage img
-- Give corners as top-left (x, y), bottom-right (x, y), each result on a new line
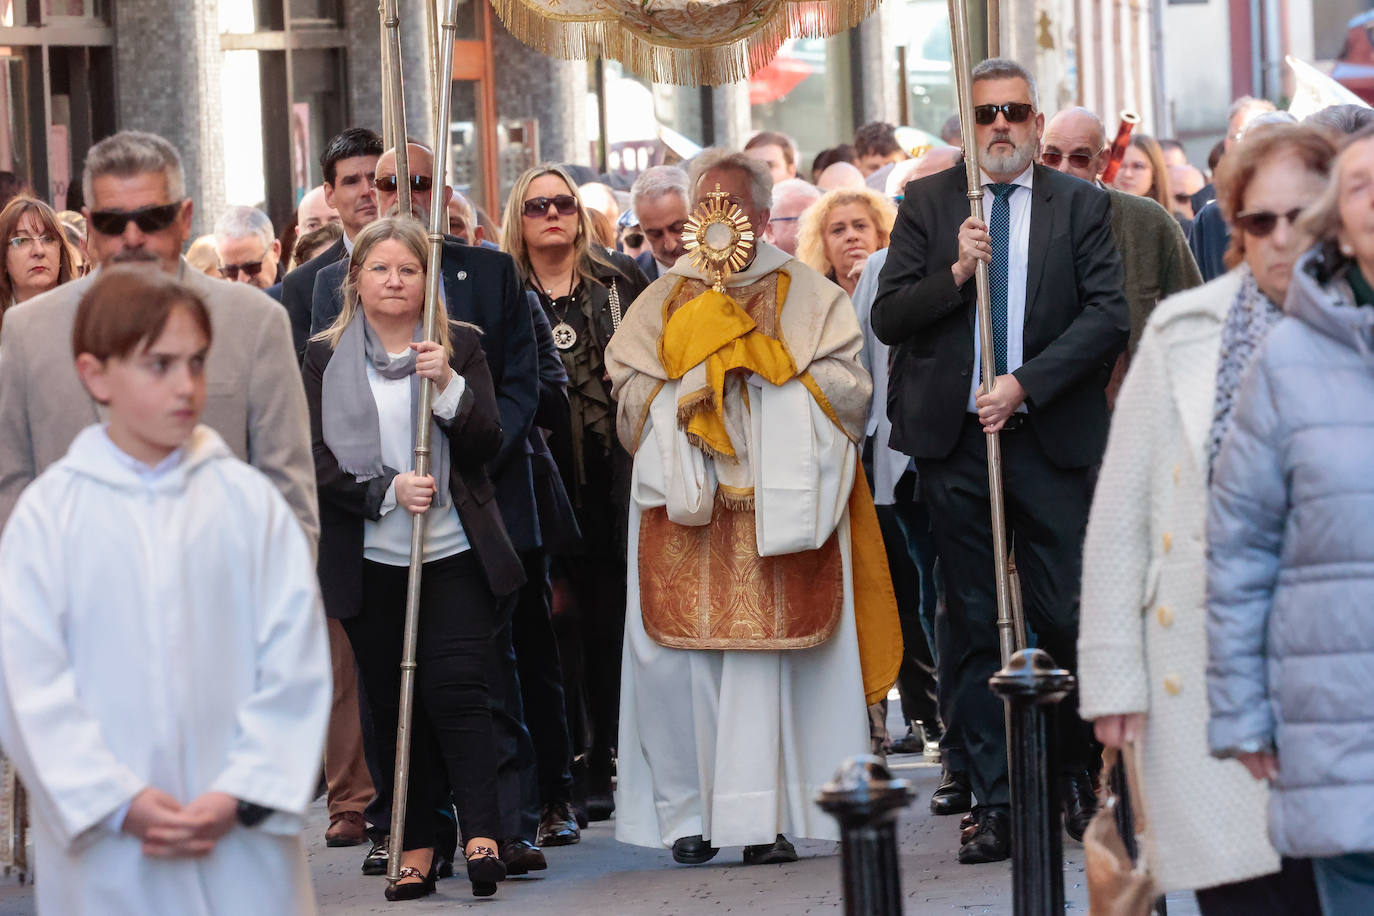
top-left (489, 585), bottom-right (540, 842)
top-left (916, 416), bottom-right (1096, 808)
top-left (344, 552), bottom-right (500, 851)
top-left (512, 550), bottom-right (575, 807)
top-left (1194, 857), bottom-right (1320, 915)
top-left (553, 552), bottom-right (626, 793)
top-left (874, 501), bottom-right (940, 729)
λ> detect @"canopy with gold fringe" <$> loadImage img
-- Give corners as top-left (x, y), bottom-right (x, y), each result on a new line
top-left (490, 0), bottom-right (881, 86)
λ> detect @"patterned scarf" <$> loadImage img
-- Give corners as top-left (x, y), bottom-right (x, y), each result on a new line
top-left (1206, 265), bottom-right (1284, 475)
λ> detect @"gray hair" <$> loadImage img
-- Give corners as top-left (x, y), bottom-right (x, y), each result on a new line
top-left (81, 130), bottom-right (186, 206)
top-left (1228, 95), bottom-right (1276, 124)
top-left (972, 57), bottom-right (1039, 109)
top-left (214, 205), bottom-right (274, 249)
top-left (688, 148), bottom-right (773, 211)
top-left (630, 165), bottom-right (689, 214)
top-left (771, 177), bottom-right (822, 208)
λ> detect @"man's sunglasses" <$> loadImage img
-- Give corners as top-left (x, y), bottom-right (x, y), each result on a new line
top-left (522, 195), bottom-right (578, 218)
top-left (220, 260), bottom-right (265, 281)
top-left (1234, 208), bottom-right (1303, 238)
top-left (1040, 149), bottom-right (1099, 169)
top-left (373, 175), bottom-right (434, 194)
top-left (1173, 192), bottom-right (1194, 205)
top-left (623, 230), bottom-right (644, 248)
top-left (89, 202), bottom-right (183, 236)
top-left (973, 103), bottom-right (1035, 125)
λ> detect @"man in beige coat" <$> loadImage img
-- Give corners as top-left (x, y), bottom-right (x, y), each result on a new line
top-left (0, 130), bottom-right (317, 543)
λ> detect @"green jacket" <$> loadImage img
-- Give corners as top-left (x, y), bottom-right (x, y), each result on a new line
top-left (1107, 188), bottom-right (1203, 353)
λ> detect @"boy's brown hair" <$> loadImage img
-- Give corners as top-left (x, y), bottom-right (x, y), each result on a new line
top-left (72, 266), bottom-right (212, 361)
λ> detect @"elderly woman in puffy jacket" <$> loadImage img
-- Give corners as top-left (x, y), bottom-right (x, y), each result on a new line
top-left (1206, 126), bottom-right (1374, 913)
top-left (1079, 124), bottom-right (1336, 914)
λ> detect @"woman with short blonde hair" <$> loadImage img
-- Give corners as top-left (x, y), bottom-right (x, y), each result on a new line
top-left (795, 187), bottom-right (895, 298)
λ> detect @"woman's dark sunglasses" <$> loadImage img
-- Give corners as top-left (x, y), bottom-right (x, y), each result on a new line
top-left (88, 202), bottom-right (183, 236)
top-left (220, 260), bottom-right (265, 281)
top-left (373, 175), bottom-right (433, 193)
top-left (973, 103), bottom-right (1035, 125)
top-left (522, 195), bottom-right (578, 218)
top-left (623, 230), bottom-right (644, 247)
top-left (1234, 208), bottom-right (1303, 238)
top-left (1040, 149), bottom-right (1097, 169)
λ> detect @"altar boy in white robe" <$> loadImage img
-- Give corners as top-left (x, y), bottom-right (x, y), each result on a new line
top-left (605, 149), bottom-right (902, 866)
top-left (0, 267), bottom-right (331, 915)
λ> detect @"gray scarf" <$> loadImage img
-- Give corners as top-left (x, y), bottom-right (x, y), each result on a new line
top-left (321, 310), bottom-right (451, 507)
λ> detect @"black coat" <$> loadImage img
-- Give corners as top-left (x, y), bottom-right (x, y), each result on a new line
top-left (304, 324), bottom-right (526, 618)
top-left (311, 239), bottom-right (545, 553)
top-left (873, 163), bottom-right (1129, 470)
top-left (280, 236), bottom-right (347, 359)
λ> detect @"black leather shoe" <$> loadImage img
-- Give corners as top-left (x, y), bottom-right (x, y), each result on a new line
top-left (1061, 769), bottom-right (1099, 842)
top-left (742, 834), bottom-right (798, 865)
top-left (889, 725), bottom-right (924, 755)
top-left (383, 861), bottom-right (438, 902)
top-left (465, 844), bottom-right (507, 898)
top-left (499, 838), bottom-right (547, 876)
top-left (958, 807), bottom-right (1011, 864)
top-left (930, 768), bottom-right (972, 816)
top-left (587, 792), bottom-right (615, 822)
top-left (671, 834), bottom-right (718, 865)
top-left (361, 835), bottom-right (389, 875)
top-left (537, 800), bottom-right (581, 847)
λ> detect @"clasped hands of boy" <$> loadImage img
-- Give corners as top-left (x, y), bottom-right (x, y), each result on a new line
top-left (122, 787), bottom-right (240, 859)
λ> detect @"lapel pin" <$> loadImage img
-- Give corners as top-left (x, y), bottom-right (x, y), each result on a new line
top-left (457, 270), bottom-right (467, 280)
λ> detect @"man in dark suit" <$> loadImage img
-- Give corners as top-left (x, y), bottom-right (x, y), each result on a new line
top-left (279, 127), bottom-right (382, 358)
top-left (628, 165), bottom-right (689, 282)
top-left (873, 57), bottom-right (1128, 865)
top-left (315, 141), bottom-right (569, 868)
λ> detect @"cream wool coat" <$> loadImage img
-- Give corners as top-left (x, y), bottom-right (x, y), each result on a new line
top-left (1077, 270), bottom-right (1280, 893)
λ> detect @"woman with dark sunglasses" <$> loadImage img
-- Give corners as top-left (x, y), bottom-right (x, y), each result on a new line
top-left (1078, 123), bottom-right (1335, 914)
top-left (499, 165), bottom-right (649, 830)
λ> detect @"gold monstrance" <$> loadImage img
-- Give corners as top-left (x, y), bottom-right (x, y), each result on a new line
top-left (683, 184), bottom-right (754, 291)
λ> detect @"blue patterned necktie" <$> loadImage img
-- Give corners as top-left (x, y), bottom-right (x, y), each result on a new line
top-left (987, 182), bottom-right (1017, 376)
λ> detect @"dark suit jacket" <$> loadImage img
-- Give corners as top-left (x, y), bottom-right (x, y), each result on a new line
top-left (635, 250), bottom-right (664, 282)
top-left (280, 236), bottom-right (346, 359)
top-left (305, 324), bottom-right (526, 617)
top-left (312, 238), bottom-right (543, 552)
top-left (526, 293), bottom-right (580, 554)
top-left (265, 282), bottom-right (283, 303)
top-left (873, 163), bottom-right (1129, 470)
top-left (1189, 199), bottom-right (1230, 283)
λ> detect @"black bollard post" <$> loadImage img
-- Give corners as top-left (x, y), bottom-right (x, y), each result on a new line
top-left (816, 756), bottom-right (913, 916)
top-left (989, 648), bottom-right (1076, 916)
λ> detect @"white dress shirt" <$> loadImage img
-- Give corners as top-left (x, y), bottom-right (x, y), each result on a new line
top-left (364, 355), bottom-right (471, 565)
top-left (967, 164), bottom-right (1033, 412)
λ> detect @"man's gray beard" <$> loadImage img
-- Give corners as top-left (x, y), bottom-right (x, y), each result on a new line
top-left (983, 140), bottom-right (1036, 176)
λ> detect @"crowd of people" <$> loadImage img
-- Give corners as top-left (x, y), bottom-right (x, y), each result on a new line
top-left (0, 49), bottom-right (1368, 916)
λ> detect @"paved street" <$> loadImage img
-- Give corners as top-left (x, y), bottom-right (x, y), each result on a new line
top-left (0, 746), bottom-right (1204, 914)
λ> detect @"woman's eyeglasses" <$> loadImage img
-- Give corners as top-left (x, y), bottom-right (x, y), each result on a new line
top-left (1234, 208), bottom-right (1303, 238)
top-left (88, 202), bottom-right (183, 236)
top-left (1040, 149), bottom-right (1099, 170)
top-left (373, 175), bottom-right (434, 194)
top-left (522, 195), bottom-right (578, 219)
top-left (8, 234), bottom-right (59, 250)
top-left (972, 103), bottom-right (1035, 125)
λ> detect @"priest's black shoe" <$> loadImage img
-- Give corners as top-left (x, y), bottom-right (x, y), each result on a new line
top-left (743, 834), bottom-right (798, 865)
top-left (930, 767), bottom-right (972, 815)
top-left (957, 807), bottom-right (1010, 864)
top-left (1061, 769), bottom-right (1099, 842)
top-left (499, 838), bottom-right (547, 876)
top-left (671, 835), bottom-right (718, 864)
top-left (537, 800), bottom-right (581, 846)
top-left (361, 835), bottom-right (388, 875)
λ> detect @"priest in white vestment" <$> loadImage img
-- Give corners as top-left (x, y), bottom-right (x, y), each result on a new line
top-left (0, 424), bottom-right (331, 914)
top-left (605, 150), bottom-right (901, 864)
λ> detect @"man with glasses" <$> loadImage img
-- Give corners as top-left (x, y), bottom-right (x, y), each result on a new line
top-left (313, 140), bottom-right (560, 877)
top-left (1040, 108), bottom-right (1201, 361)
top-left (874, 59), bottom-right (1129, 865)
top-left (0, 126), bottom-right (317, 553)
top-left (628, 165), bottom-right (690, 281)
top-left (279, 127), bottom-right (383, 358)
top-left (765, 178), bottom-right (821, 256)
top-left (214, 205), bottom-right (283, 292)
